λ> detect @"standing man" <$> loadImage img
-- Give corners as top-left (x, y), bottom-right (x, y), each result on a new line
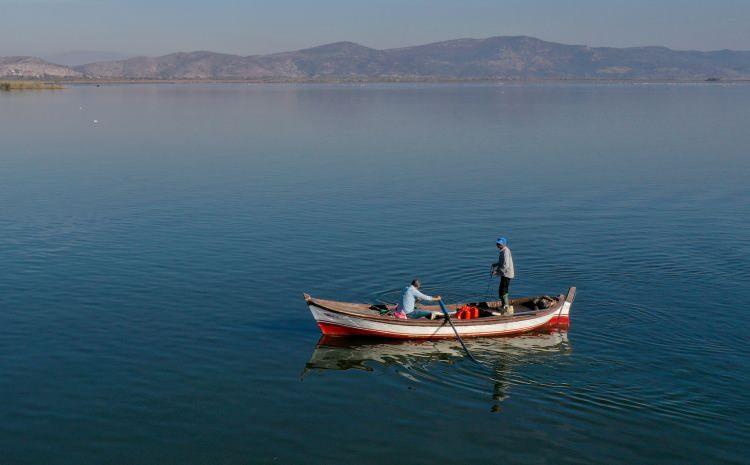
top-left (395, 279), bottom-right (442, 319)
top-left (491, 237), bottom-right (515, 312)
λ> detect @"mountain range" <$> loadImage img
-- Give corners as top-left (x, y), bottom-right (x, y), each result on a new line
top-left (41, 51), bottom-right (132, 67)
top-left (3, 36), bottom-right (750, 81)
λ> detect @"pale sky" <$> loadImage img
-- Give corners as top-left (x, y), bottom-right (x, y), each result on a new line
top-left (2, 0), bottom-right (749, 57)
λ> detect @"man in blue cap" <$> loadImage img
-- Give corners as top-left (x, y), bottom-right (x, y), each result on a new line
top-left (491, 237), bottom-right (515, 312)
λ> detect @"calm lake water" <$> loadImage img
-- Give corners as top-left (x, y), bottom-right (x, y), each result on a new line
top-left (1, 83), bottom-right (749, 464)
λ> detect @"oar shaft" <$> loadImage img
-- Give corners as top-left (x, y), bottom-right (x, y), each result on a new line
top-left (438, 299), bottom-right (480, 365)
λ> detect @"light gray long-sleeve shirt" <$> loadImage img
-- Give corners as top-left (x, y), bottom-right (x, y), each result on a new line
top-left (494, 247), bottom-right (515, 279)
top-left (397, 285), bottom-right (435, 314)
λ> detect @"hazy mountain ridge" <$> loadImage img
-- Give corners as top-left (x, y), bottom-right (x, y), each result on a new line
top-left (0, 56), bottom-right (83, 78)
top-left (4, 36), bottom-right (750, 80)
top-left (41, 51), bottom-right (132, 67)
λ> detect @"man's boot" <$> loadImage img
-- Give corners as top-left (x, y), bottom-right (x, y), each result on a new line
top-left (502, 295), bottom-right (515, 315)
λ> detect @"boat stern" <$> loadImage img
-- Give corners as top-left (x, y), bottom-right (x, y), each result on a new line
top-left (547, 287), bottom-right (575, 328)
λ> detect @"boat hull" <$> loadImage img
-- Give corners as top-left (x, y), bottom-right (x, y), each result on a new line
top-left (306, 288), bottom-right (574, 339)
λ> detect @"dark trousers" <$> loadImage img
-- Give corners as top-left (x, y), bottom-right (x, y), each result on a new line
top-left (498, 276), bottom-right (511, 299)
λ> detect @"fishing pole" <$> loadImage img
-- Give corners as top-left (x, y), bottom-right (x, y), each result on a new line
top-left (483, 270), bottom-right (495, 301)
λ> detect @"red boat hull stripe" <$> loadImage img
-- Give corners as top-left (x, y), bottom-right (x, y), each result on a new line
top-left (317, 318), bottom-right (569, 339)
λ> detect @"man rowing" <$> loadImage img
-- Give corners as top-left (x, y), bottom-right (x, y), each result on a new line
top-left (394, 279), bottom-right (442, 319)
top-left (491, 237), bottom-right (515, 312)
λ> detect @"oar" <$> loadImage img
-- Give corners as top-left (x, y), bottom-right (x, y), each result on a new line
top-left (438, 299), bottom-right (481, 365)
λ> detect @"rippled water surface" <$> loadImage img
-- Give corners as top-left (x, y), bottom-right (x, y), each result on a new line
top-left (1, 83), bottom-right (749, 464)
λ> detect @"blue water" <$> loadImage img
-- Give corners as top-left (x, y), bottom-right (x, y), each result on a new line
top-left (1, 83), bottom-right (748, 464)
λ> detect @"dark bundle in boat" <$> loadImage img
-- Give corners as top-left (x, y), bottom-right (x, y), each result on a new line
top-left (529, 296), bottom-right (557, 310)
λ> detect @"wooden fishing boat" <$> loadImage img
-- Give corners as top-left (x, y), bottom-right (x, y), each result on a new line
top-left (303, 287), bottom-right (575, 339)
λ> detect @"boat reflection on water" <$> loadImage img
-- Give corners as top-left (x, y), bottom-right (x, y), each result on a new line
top-left (303, 330), bottom-right (572, 412)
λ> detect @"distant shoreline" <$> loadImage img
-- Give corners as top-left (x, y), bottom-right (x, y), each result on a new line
top-left (0, 80), bottom-right (63, 90)
top-left (49, 77), bottom-right (750, 85)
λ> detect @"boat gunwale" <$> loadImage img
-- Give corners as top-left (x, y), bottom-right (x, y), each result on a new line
top-left (304, 294), bottom-right (566, 327)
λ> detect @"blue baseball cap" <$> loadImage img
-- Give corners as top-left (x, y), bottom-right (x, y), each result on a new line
top-left (496, 237), bottom-right (507, 246)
